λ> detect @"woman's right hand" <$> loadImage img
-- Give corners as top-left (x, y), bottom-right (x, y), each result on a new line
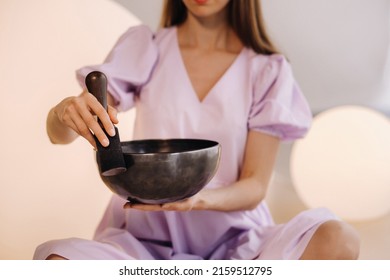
top-left (48, 91), bottom-right (118, 149)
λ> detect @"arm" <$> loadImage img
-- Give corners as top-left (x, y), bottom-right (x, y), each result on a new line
top-left (126, 130), bottom-right (280, 212)
top-left (46, 91), bottom-right (118, 148)
top-left (198, 131), bottom-right (280, 211)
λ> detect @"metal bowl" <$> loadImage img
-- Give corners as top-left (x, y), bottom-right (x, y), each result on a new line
top-left (97, 139), bottom-right (221, 204)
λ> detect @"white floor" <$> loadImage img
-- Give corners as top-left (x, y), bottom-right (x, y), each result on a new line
top-left (266, 143), bottom-right (390, 260)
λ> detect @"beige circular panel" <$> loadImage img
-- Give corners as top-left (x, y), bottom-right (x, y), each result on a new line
top-left (0, 0), bottom-right (139, 259)
top-left (290, 106), bottom-right (390, 222)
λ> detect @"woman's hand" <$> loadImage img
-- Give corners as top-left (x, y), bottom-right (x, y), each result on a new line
top-left (123, 192), bottom-right (203, 212)
top-left (48, 91), bottom-right (118, 148)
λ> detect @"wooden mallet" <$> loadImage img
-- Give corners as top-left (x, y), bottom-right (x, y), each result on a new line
top-left (85, 71), bottom-right (126, 176)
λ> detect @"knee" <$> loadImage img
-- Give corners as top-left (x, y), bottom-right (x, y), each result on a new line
top-left (303, 220), bottom-right (360, 260)
top-left (46, 254), bottom-right (68, 260)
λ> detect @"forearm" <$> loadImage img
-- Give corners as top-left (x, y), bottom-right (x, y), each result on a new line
top-left (196, 132), bottom-right (279, 212)
top-left (195, 177), bottom-right (268, 212)
top-left (126, 177), bottom-right (269, 213)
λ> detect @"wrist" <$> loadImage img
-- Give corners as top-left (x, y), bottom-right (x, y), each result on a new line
top-left (192, 189), bottom-right (212, 211)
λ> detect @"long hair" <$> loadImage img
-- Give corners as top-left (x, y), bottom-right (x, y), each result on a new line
top-left (160, 0), bottom-right (278, 55)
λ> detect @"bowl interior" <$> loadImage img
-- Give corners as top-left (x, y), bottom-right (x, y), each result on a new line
top-left (121, 139), bottom-right (218, 154)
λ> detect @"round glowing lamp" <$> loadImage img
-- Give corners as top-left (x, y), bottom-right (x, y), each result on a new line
top-left (290, 105), bottom-right (390, 221)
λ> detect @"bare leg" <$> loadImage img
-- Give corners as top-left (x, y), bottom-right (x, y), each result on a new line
top-left (300, 220), bottom-right (360, 260)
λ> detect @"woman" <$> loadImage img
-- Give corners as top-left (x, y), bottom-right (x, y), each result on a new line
top-left (35, 0), bottom-right (360, 260)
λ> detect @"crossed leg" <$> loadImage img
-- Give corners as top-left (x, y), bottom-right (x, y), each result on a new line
top-left (300, 220), bottom-right (360, 260)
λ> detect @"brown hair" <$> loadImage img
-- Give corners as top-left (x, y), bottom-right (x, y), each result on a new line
top-left (160, 0), bottom-right (278, 55)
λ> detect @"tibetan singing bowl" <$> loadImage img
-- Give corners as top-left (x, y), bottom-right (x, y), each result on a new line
top-left (97, 139), bottom-right (221, 204)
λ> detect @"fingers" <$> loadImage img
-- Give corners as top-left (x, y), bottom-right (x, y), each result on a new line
top-left (83, 93), bottom-right (116, 137)
top-left (162, 199), bottom-right (194, 211)
top-left (123, 198), bottom-right (194, 212)
top-left (123, 203), bottom-right (164, 211)
top-left (77, 103), bottom-right (110, 147)
top-left (107, 105), bottom-right (119, 124)
top-left (55, 92), bottom-right (118, 148)
top-left (62, 108), bottom-right (97, 148)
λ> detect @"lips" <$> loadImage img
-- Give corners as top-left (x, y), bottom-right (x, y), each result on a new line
top-left (194, 0), bottom-right (207, 4)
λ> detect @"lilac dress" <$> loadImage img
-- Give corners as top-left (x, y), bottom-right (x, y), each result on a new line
top-left (34, 25), bottom-right (337, 260)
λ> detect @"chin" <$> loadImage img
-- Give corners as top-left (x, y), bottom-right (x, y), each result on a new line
top-left (183, 0), bottom-right (230, 18)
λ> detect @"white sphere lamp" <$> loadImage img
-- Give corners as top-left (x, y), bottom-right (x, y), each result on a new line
top-left (290, 105), bottom-right (390, 222)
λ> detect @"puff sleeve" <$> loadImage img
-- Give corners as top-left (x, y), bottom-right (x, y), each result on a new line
top-left (76, 24), bottom-right (158, 112)
top-left (248, 54), bottom-right (312, 141)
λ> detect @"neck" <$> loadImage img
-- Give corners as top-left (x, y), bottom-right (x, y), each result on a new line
top-left (178, 11), bottom-right (233, 51)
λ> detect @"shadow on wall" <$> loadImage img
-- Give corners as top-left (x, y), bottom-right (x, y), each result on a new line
top-left (113, 0), bottom-right (163, 31)
top-left (260, 0), bottom-right (390, 115)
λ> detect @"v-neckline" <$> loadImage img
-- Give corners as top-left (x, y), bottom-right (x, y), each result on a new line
top-left (173, 27), bottom-right (245, 104)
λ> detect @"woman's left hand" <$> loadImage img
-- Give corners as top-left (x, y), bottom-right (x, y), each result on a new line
top-left (123, 194), bottom-right (200, 212)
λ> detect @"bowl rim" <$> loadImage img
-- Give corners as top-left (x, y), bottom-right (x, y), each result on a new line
top-left (120, 138), bottom-right (220, 156)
